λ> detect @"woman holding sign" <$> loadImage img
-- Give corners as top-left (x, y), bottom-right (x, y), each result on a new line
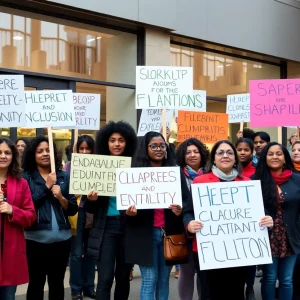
top-left (176, 138), bottom-right (209, 300)
top-left (0, 138), bottom-right (36, 300)
top-left (125, 131), bottom-right (190, 300)
top-left (85, 121), bottom-right (137, 300)
top-left (184, 140), bottom-right (273, 300)
top-left (22, 136), bottom-right (78, 300)
top-left (252, 142), bottom-right (300, 300)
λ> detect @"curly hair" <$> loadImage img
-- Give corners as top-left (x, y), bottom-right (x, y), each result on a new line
top-left (95, 121), bottom-right (137, 157)
top-left (253, 142), bottom-right (295, 206)
top-left (132, 131), bottom-right (176, 167)
top-left (76, 135), bottom-right (95, 154)
top-left (176, 138), bottom-right (209, 169)
top-left (22, 136), bottom-right (62, 172)
top-left (206, 140), bottom-right (243, 177)
top-left (0, 138), bottom-right (21, 178)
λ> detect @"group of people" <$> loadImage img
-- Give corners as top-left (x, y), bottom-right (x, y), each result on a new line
top-left (0, 122), bottom-right (300, 300)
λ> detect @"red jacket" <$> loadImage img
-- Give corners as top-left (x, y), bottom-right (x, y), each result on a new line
top-left (242, 161), bottom-right (256, 178)
top-left (183, 172), bottom-right (250, 252)
top-left (0, 176), bottom-right (36, 286)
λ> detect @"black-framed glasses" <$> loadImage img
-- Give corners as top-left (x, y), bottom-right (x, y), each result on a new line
top-left (148, 143), bottom-right (167, 151)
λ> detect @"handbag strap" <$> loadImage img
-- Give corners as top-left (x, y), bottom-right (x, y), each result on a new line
top-left (161, 227), bottom-right (166, 237)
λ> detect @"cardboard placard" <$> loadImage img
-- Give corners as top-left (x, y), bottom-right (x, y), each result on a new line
top-left (116, 167), bottom-right (182, 210)
top-left (24, 90), bottom-right (76, 128)
top-left (177, 111), bottom-right (228, 143)
top-left (250, 79), bottom-right (300, 127)
top-left (192, 180), bottom-right (272, 270)
top-left (135, 66), bottom-right (193, 109)
top-left (137, 109), bottom-right (174, 136)
top-left (0, 75), bottom-right (25, 127)
top-left (69, 154), bottom-right (131, 196)
top-left (226, 93), bottom-right (250, 123)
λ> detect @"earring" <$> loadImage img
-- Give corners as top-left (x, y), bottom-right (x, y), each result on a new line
top-left (283, 162), bottom-right (286, 169)
top-left (165, 152), bottom-right (168, 159)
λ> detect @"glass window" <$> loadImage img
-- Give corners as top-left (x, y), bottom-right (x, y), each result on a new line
top-left (170, 43), bottom-right (281, 142)
top-left (0, 11), bottom-right (137, 85)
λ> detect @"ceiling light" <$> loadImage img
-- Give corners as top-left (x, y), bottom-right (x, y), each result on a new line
top-left (217, 65), bottom-right (224, 68)
top-left (87, 38), bottom-right (95, 42)
top-left (13, 36), bottom-right (23, 40)
top-left (96, 37), bottom-right (101, 40)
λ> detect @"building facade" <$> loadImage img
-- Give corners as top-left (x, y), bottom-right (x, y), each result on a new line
top-left (0, 0), bottom-right (299, 157)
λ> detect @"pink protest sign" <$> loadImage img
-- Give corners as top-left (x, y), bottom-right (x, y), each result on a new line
top-left (250, 79), bottom-right (300, 127)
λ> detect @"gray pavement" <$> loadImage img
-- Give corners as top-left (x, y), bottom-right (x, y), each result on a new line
top-left (15, 269), bottom-right (263, 300)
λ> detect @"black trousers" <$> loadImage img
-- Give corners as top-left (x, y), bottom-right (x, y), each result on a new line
top-left (26, 238), bottom-right (71, 300)
top-left (193, 252), bottom-right (248, 300)
top-left (96, 217), bottom-right (131, 300)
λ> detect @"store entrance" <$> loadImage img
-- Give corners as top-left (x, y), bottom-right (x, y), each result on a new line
top-left (0, 72), bottom-right (76, 163)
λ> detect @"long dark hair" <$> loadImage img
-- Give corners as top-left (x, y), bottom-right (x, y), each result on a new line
top-left (207, 140), bottom-right (243, 177)
top-left (22, 136), bottom-right (62, 172)
top-left (176, 138), bottom-right (209, 169)
top-left (132, 131), bottom-right (176, 167)
top-left (76, 135), bottom-right (95, 154)
top-left (253, 142), bottom-right (295, 206)
top-left (95, 121), bottom-right (137, 157)
top-left (0, 138), bottom-right (21, 178)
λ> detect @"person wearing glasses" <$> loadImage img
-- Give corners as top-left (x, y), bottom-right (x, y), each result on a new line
top-left (183, 140), bottom-right (273, 300)
top-left (287, 132), bottom-right (298, 155)
top-left (126, 131), bottom-right (189, 300)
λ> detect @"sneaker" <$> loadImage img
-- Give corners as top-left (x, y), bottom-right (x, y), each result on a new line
top-left (245, 289), bottom-right (256, 300)
top-left (256, 269), bottom-right (263, 277)
top-left (71, 293), bottom-right (83, 300)
top-left (83, 291), bottom-right (96, 299)
top-left (175, 269), bottom-right (180, 279)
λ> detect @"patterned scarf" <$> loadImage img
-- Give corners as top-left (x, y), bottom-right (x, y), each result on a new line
top-left (183, 165), bottom-right (203, 180)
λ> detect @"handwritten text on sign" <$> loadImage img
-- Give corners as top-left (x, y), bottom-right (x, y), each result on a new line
top-left (69, 154), bottom-right (131, 197)
top-left (250, 79), bottom-right (300, 127)
top-left (72, 93), bottom-right (100, 130)
top-left (191, 180), bottom-right (272, 270)
top-left (177, 111), bottom-right (228, 143)
top-left (135, 66), bottom-right (193, 109)
top-left (226, 93), bottom-right (250, 123)
top-left (116, 167), bottom-right (182, 210)
top-left (137, 109), bottom-right (174, 136)
top-left (24, 90), bottom-right (76, 128)
top-left (0, 75), bottom-right (25, 127)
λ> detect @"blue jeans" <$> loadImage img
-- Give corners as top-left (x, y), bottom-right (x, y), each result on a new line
top-left (0, 286), bottom-right (17, 300)
top-left (262, 255), bottom-right (297, 300)
top-left (139, 228), bottom-right (172, 300)
top-left (69, 208), bottom-right (96, 295)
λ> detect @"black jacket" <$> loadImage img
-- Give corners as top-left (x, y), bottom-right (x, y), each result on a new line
top-left (22, 170), bottom-right (77, 231)
top-left (85, 196), bottom-right (126, 260)
top-left (125, 170), bottom-right (190, 266)
top-left (253, 173), bottom-right (300, 254)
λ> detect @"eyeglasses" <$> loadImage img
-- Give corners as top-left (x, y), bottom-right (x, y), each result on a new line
top-left (148, 143), bottom-right (167, 151)
top-left (215, 150), bottom-right (235, 157)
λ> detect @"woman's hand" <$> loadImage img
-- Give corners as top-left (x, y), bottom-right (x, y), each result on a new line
top-left (0, 199), bottom-right (13, 215)
top-left (126, 205), bottom-right (137, 216)
top-left (169, 204), bottom-right (182, 216)
top-left (46, 172), bottom-right (57, 189)
top-left (51, 185), bottom-right (63, 201)
top-left (87, 191), bottom-right (98, 201)
top-left (188, 220), bottom-right (203, 233)
top-left (260, 216), bottom-right (273, 228)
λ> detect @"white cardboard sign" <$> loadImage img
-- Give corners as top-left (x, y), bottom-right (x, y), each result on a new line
top-left (0, 75), bottom-right (26, 127)
top-left (137, 109), bottom-right (174, 136)
top-left (135, 66), bottom-right (193, 109)
top-left (191, 180), bottom-right (272, 270)
top-left (116, 167), bottom-right (182, 210)
top-left (226, 93), bottom-right (250, 123)
top-left (24, 90), bottom-right (76, 128)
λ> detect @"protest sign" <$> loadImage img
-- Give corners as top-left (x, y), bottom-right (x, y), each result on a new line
top-left (116, 167), bottom-right (182, 210)
top-left (72, 93), bottom-right (100, 130)
top-left (137, 109), bottom-right (174, 136)
top-left (191, 180), bottom-right (272, 270)
top-left (135, 66), bottom-right (194, 109)
top-left (250, 79), bottom-right (300, 127)
top-left (177, 111), bottom-right (228, 143)
top-left (69, 153), bottom-right (131, 196)
top-left (24, 90), bottom-right (76, 128)
top-left (226, 93), bottom-right (250, 123)
top-left (0, 75), bottom-right (25, 127)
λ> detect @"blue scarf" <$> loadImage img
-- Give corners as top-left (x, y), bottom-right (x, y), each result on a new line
top-left (183, 165), bottom-right (203, 180)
